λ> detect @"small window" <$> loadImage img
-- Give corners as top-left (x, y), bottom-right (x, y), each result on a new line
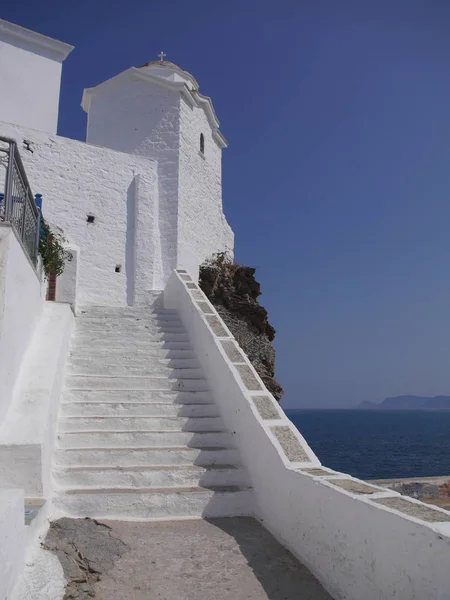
top-left (115, 265), bottom-right (122, 273)
top-left (200, 133), bottom-right (205, 154)
top-left (87, 215), bottom-right (95, 224)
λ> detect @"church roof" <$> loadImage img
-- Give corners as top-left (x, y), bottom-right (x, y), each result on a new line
top-left (0, 19), bottom-right (73, 60)
top-left (138, 60), bottom-right (200, 89)
top-left (82, 59), bottom-right (227, 148)
top-left (140, 59), bottom-right (185, 70)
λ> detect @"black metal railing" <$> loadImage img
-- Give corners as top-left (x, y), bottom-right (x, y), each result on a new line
top-left (0, 137), bottom-right (40, 263)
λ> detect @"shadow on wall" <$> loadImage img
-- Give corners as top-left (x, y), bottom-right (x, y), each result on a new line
top-left (125, 178), bottom-right (137, 306)
top-left (207, 518), bottom-right (332, 600)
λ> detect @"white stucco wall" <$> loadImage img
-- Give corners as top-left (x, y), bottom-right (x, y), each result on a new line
top-left (0, 121), bottom-right (160, 305)
top-left (0, 20), bottom-right (73, 134)
top-left (165, 270), bottom-right (450, 600)
top-left (55, 244), bottom-right (79, 308)
top-left (0, 489), bottom-right (25, 600)
top-left (178, 97), bottom-right (233, 275)
top-left (0, 303), bottom-right (73, 497)
top-left (0, 225), bottom-right (44, 424)
top-left (0, 39), bottom-right (62, 133)
top-left (85, 72), bottom-right (233, 283)
top-left (86, 74), bottom-right (180, 288)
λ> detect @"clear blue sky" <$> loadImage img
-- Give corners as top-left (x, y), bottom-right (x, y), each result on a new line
top-left (5, 0), bottom-right (450, 408)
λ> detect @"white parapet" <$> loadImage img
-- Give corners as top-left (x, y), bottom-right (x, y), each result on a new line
top-left (0, 224), bottom-right (45, 424)
top-left (0, 489), bottom-right (25, 600)
top-left (0, 302), bottom-right (74, 497)
top-left (164, 269), bottom-right (450, 600)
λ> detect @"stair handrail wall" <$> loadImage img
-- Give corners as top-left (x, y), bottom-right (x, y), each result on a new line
top-left (164, 269), bottom-right (450, 600)
top-left (0, 136), bottom-right (40, 264)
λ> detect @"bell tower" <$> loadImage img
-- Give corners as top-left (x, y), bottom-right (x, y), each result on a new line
top-left (82, 57), bottom-right (232, 281)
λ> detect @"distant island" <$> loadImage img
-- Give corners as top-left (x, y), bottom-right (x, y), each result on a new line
top-left (358, 395), bottom-right (450, 410)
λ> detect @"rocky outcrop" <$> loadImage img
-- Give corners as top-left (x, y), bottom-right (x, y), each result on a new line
top-left (199, 254), bottom-right (283, 401)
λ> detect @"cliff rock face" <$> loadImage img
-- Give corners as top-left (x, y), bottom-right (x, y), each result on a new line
top-left (199, 254), bottom-right (283, 402)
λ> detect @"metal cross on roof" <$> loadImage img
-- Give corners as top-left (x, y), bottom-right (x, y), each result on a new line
top-left (158, 51), bottom-right (166, 62)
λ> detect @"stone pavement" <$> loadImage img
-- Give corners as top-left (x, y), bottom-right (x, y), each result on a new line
top-left (46, 517), bottom-right (332, 599)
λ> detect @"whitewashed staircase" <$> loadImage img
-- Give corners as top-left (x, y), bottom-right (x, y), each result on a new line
top-left (52, 305), bottom-right (251, 520)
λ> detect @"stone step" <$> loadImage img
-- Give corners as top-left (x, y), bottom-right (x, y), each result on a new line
top-left (78, 307), bottom-right (176, 317)
top-left (53, 465), bottom-right (248, 489)
top-left (60, 402), bottom-right (220, 418)
top-left (57, 431), bottom-right (233, 449)
top-left (65, 376), bottom-right (209, 392)
top-left (70, 339), bottom-right (191, 351)
top-left (53, 304), bottom-right (248, 521)
top-left (68, 356), bottom-right (200, 370)
top-left (52, 487), bottom-right (253, 520)
top-left (75, 321), bottom-right (184, 333)
top-left (54, 446), bottom-right (240, 468)
top-left (77, 311), bottom-right (181, 320)
top-left (62, 390), bottom-right (214, 404)
top-left (67, 364), bottom-right (204, 378)
top-left (77, 314), bottom-right (182, 324)
top-left (58, 416), bottom-right (224, 433)
top-left (72, 331), bottom-right (190, 344)
top-left (69, 343), bottom-right (194, 357)
top-left (74, 324), bottom-right (187, 336)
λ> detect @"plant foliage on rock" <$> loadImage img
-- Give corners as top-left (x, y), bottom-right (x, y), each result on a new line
top-left (199, 252), bottom-right (283, 401)
top-left (39, 218), bottom-right (72, 278)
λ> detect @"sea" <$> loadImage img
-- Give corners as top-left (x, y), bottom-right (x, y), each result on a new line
top-left (285, 409), bottom-right (450, 480)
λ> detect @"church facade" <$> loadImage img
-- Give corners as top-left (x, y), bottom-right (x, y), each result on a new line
top-left (0, 20), bottom-right (233, 307)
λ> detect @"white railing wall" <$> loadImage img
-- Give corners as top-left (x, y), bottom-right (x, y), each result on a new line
top-left (0, 225), bottom-right (45, 423)
top-left (164, 269), bottom-right (450, 600)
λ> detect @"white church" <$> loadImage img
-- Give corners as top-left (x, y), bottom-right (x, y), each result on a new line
top-left (0, 18), bottom-right (233, 306)
top-left (0, 18), bottom-right (449, 600)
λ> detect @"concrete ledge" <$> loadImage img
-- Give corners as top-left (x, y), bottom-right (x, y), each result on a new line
top-left (0, 489), bottom-right (25, 600)
top-left (251, 395), bottom-right (280, 420)
top-left (372, 496), bottom-right (450, 523)
top-left (0, 303), bottom-right (74, 496)
top-left (270, 426), bottom-right (310, 462)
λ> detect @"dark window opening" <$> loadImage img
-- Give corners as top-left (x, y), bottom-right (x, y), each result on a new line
top-left (87, 215), bottom-right (95, 223)
top-left (200, 133), bottom-right (205, 154)
top-left (115, 265), bottom-right (122, 273)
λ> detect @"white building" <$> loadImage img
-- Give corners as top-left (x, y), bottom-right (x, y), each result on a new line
top-left (0, 19), bottom-right (233, 307)
top-left (0, 19), bottom-right (73, 134)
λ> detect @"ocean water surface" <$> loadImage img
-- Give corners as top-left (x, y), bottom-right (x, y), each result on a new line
top-left (285, 409), bottom-right (450, 480)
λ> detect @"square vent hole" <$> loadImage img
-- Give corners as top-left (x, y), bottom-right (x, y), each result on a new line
top-left (87, 215), bottom-right (95, 223)
top-left (115, 265), bottom-right (122, 273)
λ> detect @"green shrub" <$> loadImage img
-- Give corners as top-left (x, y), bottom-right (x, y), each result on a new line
top-left (39, 219), bottom-right (72, 278)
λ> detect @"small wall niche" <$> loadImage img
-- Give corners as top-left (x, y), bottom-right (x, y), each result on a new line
top-left (115, 265), bottom-right (122, 273)
top-left (86, 215), bottom-right (95, 224)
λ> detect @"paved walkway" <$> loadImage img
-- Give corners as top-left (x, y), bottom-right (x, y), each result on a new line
top-left (94, 517), bottom-right (332, 600)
